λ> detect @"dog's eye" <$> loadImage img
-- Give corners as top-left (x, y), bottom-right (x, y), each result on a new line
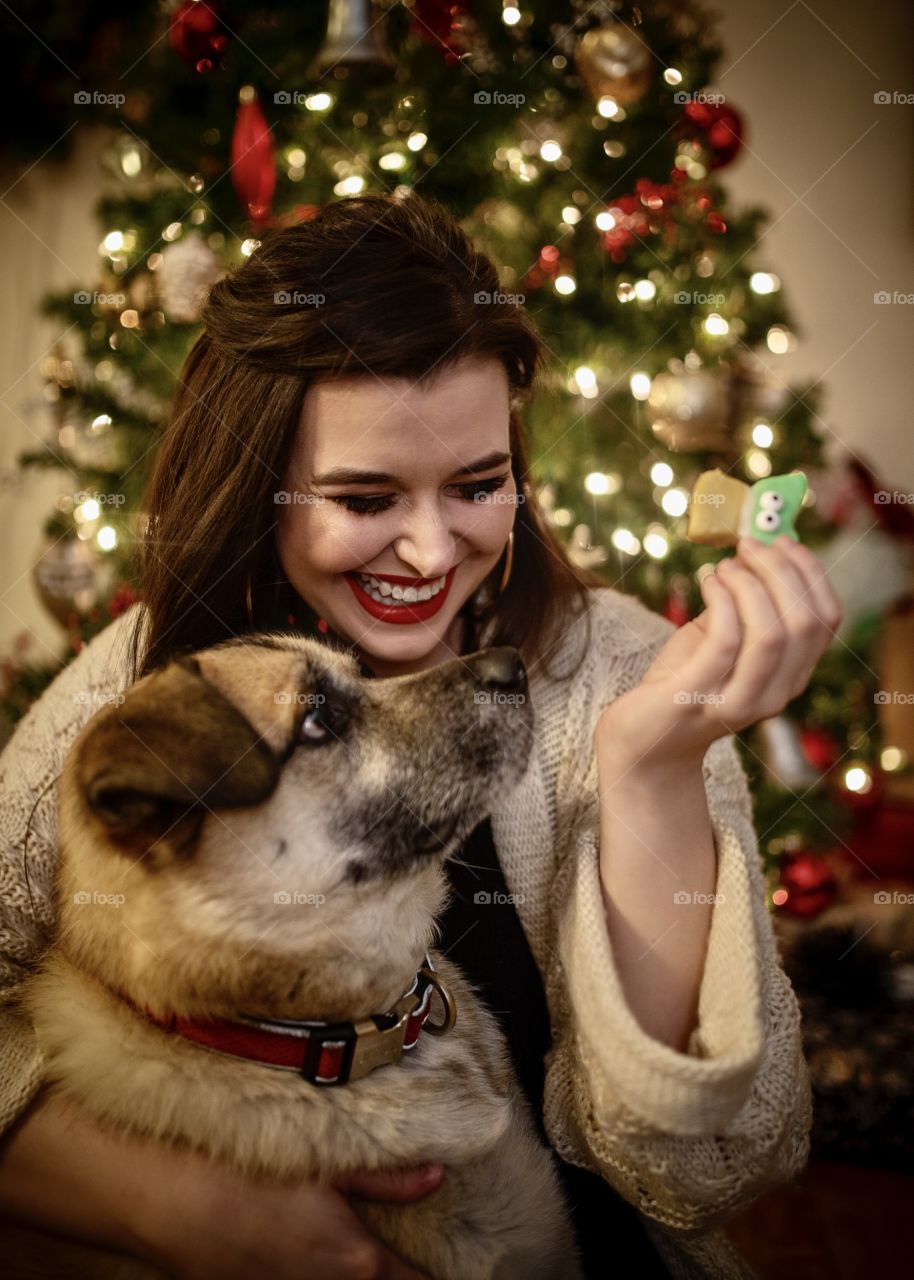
top-left (299, 702), bottom-right (348, 746)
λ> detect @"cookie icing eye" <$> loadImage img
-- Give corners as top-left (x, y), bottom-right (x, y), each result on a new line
top-left (759, 490), bottom-right (784, 511)
top-left (755, 509), bottom-right (780, 532)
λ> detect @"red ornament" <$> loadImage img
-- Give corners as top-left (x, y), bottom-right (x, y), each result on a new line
top-left (108, 582), bottom-right (140, 618)
top-left (777, 850), bottom-right (838, 918)
top-left (600, 173), bottom-right (727, 263)
top-left (800, 725), bottom-right (840, 772)
top-left (231, 91), bottom-right (276, 228)
top-left (169, 1), bottom-right (229, 73)
top-left (682, 101), bottom-right (744, 169)
top-left (663, 581), bottom-right (691, 627)
top-left (410, 0), bottom-right (468, 65)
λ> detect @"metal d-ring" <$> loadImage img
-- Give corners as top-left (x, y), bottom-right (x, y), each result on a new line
top-left (420, 967), bottom-right (457, 1035)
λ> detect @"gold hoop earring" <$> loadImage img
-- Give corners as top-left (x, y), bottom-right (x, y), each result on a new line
top-left (498, 529), bottom-right (514, 594)
top-left (245, 575), bottom-right (254, 629)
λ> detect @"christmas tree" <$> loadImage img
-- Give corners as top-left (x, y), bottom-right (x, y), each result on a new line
top-left (4, 0), bottom-right (912, 909)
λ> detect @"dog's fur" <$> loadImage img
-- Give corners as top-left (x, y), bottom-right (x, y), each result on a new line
top-left (5, 634), bottom-right (583, 1279)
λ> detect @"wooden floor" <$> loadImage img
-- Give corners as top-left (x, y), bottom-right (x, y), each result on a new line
top-left (724, 1159), bottom-right (914, 1279)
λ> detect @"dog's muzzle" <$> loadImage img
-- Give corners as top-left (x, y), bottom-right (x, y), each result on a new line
top-left (117, 956), bottom-right (457, 1087)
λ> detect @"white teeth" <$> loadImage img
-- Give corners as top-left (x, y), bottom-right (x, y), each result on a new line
top-left (355, 572), bottom-right (448, 606)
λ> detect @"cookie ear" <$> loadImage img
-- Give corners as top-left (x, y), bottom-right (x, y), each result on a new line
top-left (75, 656), bottom-right (281, 844)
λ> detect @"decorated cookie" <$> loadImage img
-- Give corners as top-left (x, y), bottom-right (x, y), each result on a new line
top-left (687, 468), bottom-right (808, 547)
top-left (741, 472), bottom-right (809, 545)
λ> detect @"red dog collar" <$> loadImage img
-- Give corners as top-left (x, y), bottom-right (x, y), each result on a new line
top-left (121, 955), bottom-right (456, 1086)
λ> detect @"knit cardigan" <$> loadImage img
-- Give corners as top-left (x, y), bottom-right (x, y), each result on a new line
top-left (0, 589), bottom-right (812, 1279)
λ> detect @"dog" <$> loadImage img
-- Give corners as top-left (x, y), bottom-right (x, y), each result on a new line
top-left (5, 632), bottom-right (583, 1279)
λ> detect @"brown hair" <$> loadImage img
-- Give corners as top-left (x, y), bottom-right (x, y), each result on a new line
top-left (132, 192), bottom-right (603, 683)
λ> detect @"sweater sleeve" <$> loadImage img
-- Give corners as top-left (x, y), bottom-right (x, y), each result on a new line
top-left (540, 591), bottom-right (812, 1235)
top-left (0, 606), bottom-right (144, 1136)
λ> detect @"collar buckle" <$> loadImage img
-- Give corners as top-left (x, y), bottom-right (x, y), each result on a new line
top-left (349, 991), bottom-right (420, 1081)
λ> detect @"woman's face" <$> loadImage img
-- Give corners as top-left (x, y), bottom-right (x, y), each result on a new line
top-left (275, 355), bottom-right (518, 677)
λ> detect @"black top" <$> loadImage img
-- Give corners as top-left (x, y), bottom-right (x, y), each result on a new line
top-left (439, 816), bottom-right (671, 1279)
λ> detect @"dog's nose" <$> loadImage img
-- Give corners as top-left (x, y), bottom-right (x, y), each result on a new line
top-left (471, 647), bottom-right (528, 694)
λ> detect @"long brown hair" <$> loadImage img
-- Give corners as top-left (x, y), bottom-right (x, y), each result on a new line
top-left (132, 192), bottom-right (603, 683)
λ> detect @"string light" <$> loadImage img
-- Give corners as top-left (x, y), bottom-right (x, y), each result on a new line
top-left (304, 93), bottom-right (332, 111)
top-left (881, 746), bottom-right (907, 771)
top-left (630, 372), bottom-right (651, 400)
top-left (573, 366), bottom-right (599, 397)
top-left (75, 499), bottom-right (100, 522)
top-left (750, 272), bottom-right (780, 294)
top-left (650, 461), bottom-right (674, 486)
top-left (661, 488), bottom-right (689, 517)
top-left (611, 527), bottom-right (640, 555)
top-left (539, 140), bottom-right (562, 162)
top-left (634, 279), bottom-right (656, 301)
top-left (120, 147), bottom-right (142, 177)
top-left (596, 211), bottom-right (616, 231)
top-left (704, 313), bottom-right (729, 336)
top-left (334, 175), bottom-right (365, 195)
top-left (844, 763), bottom-right (873, 794)
top-left (643, 525), bottom-right (670, 558)
top-left (554, 275), bottom-right (576, 295)
top-left (584, 471), bottom-right (620, 495)
top-left (751, 421), bottom-right (774, 447)
top-left (97, 526), bottom-right (118, 551)
top-left (663, 68), bottom-right (683, 85)
top-left (406, 132), bottom-right (428, 152)
top-left (767, 325), bottom-right (796, 354)
top-left (502, 4), bottom-right (521, 24)
top-left (745, 449), bottom-right (772, 478)
top-left (597, 96), bottom-right (622, 119)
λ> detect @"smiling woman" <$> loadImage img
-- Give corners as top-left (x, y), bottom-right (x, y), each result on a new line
top-left (275, 356), bottom-right (528, 675)
top-left (131, 192), bottom-right (604, 684)
top-left (0, 190), bottom-right (827, 1280)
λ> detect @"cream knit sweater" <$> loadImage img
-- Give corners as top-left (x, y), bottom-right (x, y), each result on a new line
top-left (0, 588), bottom-right (811, 1279)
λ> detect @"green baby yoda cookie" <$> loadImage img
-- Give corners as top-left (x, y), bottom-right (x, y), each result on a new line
top-left (741, 471), bottom-right (808, 545)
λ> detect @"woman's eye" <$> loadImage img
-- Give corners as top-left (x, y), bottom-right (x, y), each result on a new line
top-left (328, 474), bottom-right (509, 517)
top-left (329, 494), bottom-right (396, 516)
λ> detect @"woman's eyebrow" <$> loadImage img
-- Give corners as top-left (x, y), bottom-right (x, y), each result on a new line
top-left (311, 451), bottom-right (512, 486)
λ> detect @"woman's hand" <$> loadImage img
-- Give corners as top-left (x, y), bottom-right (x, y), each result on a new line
top-left (0, 1088), bottom-right (440, 1280)
top-left (134, 1154), bottom-right (443, 1279)
top-left (595, 535), bottom-right (842, 772)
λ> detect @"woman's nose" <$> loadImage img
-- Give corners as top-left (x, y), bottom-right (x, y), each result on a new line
top-left (393, 520), bottom-right (457, 579)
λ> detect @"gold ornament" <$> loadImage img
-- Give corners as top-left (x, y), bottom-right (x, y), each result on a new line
top-left (648, 367), bottom-right (732, 452)
top-left (32, 535), bottom-right (101, 625)
top-left (574, 25), bottom-right (653, 107)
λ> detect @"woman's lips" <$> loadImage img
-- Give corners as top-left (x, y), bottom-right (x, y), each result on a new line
top-left (344, 566), bottom-right (456, 624)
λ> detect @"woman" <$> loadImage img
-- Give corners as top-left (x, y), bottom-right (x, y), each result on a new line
top-left (0, 193), bottom-right (839, 1279)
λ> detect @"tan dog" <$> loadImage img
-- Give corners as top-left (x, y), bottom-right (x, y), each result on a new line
top-left (6, 634), bottom-right (582, 1279)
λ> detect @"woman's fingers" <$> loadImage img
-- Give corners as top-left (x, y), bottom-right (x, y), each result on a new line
top-left (734, 538), bottom-right (826, 696)
top-left (711, 554), bottom-right (792, 724)
top-left (676, 570), bottom-right (742, 693)
top-left (772, 536), bottom-right (843, 634)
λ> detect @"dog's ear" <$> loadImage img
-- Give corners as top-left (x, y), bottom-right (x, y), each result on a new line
top-left (75, 655), bottom-right (281, 847)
